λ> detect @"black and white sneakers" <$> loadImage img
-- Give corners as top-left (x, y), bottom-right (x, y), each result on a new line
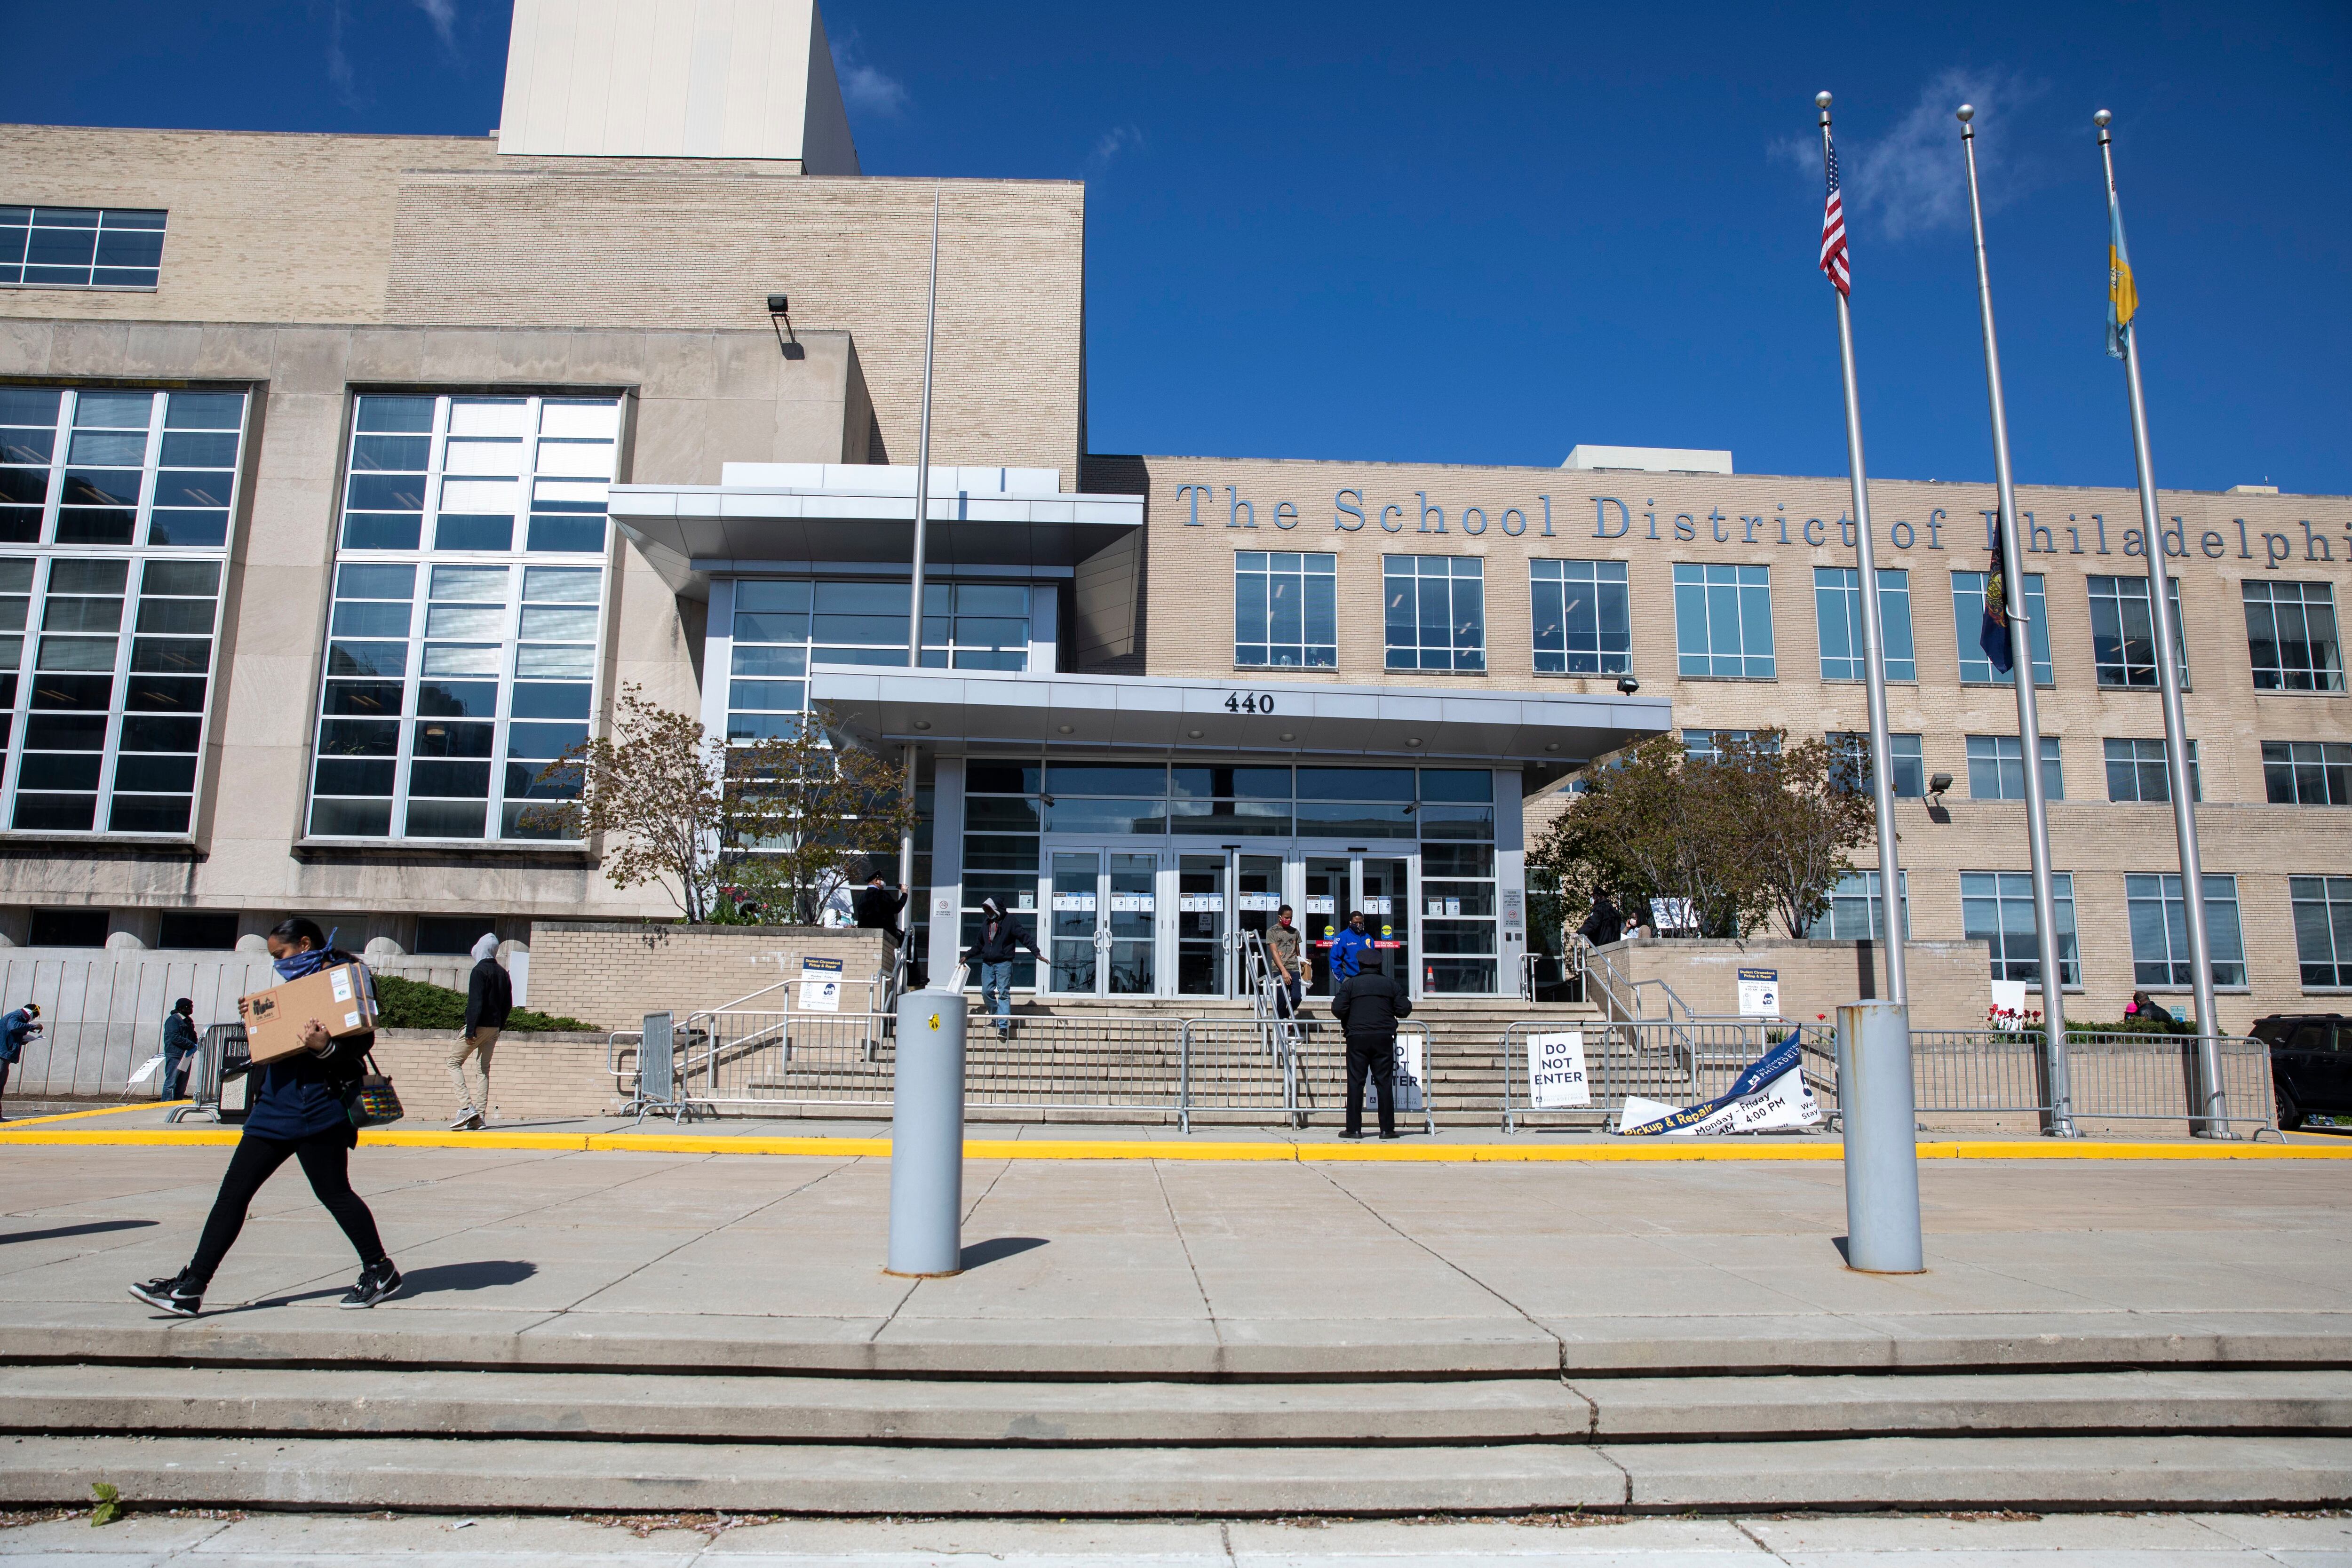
top-left (339, 1258), bottom-right (403, 1309)
top-left (128, 1273), bottom-right (202, 1317)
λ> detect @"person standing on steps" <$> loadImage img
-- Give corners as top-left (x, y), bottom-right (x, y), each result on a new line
top-left (1330, 957), bottom-right (1412, 1140)
top-left (1328, 909), bottom-right (1376, 986)
top-left (961, 897), bottom-right (1041, 1037)
top-left (1264, 905), bottom-right (1308, 1018)
top-left (0, 1002), bottom-right (39, 1122)
top-left (160, 996), bottom-right (199, 1101)
top-left (129, 917), bottom-right (400, 1318)
top-left (1579, 888), bottom-right (1624, 949)
top-left (856, 867), bottom-right (908, 957)
top-left (448, 933), bottom-right (511, 1130)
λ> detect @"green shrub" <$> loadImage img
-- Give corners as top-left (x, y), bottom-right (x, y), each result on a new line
top-left (372, 974), bottom-right (592, 1033)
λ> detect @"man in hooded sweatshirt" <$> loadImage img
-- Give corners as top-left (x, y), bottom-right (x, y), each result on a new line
top-left (449, 933), bottom-right (511, 1130)
top-left (962, 897), bottom-right (1041, 1036)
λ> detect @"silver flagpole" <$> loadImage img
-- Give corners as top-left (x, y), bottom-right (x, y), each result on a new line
top-left (897, 187), bottom-right (943, 944)
top-left (2097, 110), bottom-right (2223, 1134)
top-left (1820, 92), bottom-right (1907, 1005)
top-left (1958, 105), bottom-right (2073, 1137)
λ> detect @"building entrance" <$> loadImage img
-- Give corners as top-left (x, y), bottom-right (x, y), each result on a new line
top-left (1036, 845), bottom-right (1415, 1002)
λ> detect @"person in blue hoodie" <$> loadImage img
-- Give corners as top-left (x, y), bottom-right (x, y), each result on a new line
top-left (129, 918), bottom-right (400, 1318)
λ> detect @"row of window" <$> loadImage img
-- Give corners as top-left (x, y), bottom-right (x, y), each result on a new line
top-left (1721, 727), bottom-right (2348, 808)
top-left (1814, 869), bottom-right (2352, 994)
top-left (1235, 551), bottom-right (2345, 693)
top-left (0, 206), bottom-right (165, 289)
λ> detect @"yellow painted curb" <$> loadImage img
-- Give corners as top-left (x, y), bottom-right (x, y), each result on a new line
top-left (0, 1101), bottom-right (191, 1130)
top-left (2, 1126), bottom-right (2348, 1161)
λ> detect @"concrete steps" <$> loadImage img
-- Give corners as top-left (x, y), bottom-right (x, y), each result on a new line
top-left (8, 1365), bottom-right (2349, 1445)
top-left (3, 1353), bottom-right (2348, 1513)
top-left (5, 1433), bottom-right (2347, 1515)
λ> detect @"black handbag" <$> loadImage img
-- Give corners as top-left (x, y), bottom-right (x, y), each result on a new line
top-left (346, 1052), bottom-right (404, 1129)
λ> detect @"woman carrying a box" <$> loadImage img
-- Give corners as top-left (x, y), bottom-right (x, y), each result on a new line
top-left (129, 918), bottom-right (401, 1317)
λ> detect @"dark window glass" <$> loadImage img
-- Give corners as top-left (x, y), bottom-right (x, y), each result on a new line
top-left (417, 681), bottom-right (497, 718)
top-left (510, 682), bottom-right (589, 720)
top-left (157, 911), bottom-right (238, 948)
top-left (28, 908), bottom-right (108, 944)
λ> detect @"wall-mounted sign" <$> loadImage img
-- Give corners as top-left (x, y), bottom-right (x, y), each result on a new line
top-left (1737, 967), bottom-right (1780, 1017)
top-left (798, 956), bottom-right (843, 1013)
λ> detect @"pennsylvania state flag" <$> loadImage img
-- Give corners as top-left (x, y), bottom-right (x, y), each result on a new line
top-left (1980, 530), bottom-right (2014, 676)
top-left (2106, 195), bottom-right (2139, 359)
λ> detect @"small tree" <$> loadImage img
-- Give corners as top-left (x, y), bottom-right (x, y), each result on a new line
top-left (520, 685), bottom-right (916, 924)
top-left (1528, 728), bottom-right (1872, 942)
top-left (1741, 731), bottom-right (1879, 938)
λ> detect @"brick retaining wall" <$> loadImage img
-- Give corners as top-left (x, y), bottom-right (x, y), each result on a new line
top-left (525, 923), bottom-right (891, 1033)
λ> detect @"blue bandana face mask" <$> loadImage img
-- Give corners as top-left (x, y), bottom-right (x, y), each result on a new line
top-left (271, 928), bottom-right (340, 983)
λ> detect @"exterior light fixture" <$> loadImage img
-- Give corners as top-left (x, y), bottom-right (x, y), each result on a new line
top-left (1057, 724), bottom-right (1073, 734)
top-left (1616, 675), bottom-right (1640, 695)
top-left (1040, 793), bottom-right (1056, 806)
top-left (911, 718), bottom-right (931, 730)
top-left (1927, 772), bottom-right (1953, 805)
top-left (1543, 742), bottom-right (1560, 753)
top-left (1187, 728), bottom-right (1204, 738)
top-left (1278, 731), bottom-right (1294, 742)
top-left (1404, 737), bottom-right (1422, 748)
top-left (766, 293), bottom-right (803, 359)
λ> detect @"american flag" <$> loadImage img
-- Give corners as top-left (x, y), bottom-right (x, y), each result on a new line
top-left (1819, 136), bottom-right (1851, 296)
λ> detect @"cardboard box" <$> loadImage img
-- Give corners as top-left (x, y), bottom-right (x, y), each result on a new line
top-left (238, 963), bottom-right (378, 1065)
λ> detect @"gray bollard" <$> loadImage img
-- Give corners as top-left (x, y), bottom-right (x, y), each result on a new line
top-left (886, 988), bottom-right (967, 1277)
top-left (1836, 999), bottom-right (1924, 1274)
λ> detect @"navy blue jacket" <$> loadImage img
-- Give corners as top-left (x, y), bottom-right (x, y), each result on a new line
top-left (243, 953), bottom-right (372, 1143)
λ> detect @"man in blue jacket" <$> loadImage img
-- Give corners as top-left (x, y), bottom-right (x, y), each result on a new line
top-left (0, 1003), bottom-right (39, 1121)
top-left (1328, 910), bottom-right (1377, 985)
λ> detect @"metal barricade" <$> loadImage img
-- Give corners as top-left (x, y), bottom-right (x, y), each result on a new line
top-left (680, 1003), bottom-right (1199, 1123)
top-left (1281, 1019), bottom-right (1435, 1135)
top-left (1176, 1015), bottom-right (1297, 1132)
top-left (1893, 1028), bottom-right (2279, 1138)
top-left (1498, 1018), bottom-right (1799, 1131)
top-left (172, 1021), bottom-right (247, 1124)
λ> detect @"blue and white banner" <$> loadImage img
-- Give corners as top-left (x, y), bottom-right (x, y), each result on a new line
top-left (1615, 1038), bottom-right (1822, 1136)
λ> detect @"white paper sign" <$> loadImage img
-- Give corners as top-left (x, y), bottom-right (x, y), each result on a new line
top-left (1989, 978), bottom-right (2028, 1029)
top-left (1383, 1033), bottom-right (1425, 1114)
top-left (1306, 896), bottom-right (1336, 914)
top-left (1364, 896), bottom-right (1392, 915)
top-left (1178, 895), bottom-right (1224, 912)
top-left (1052, 893), bottom-right (1096, 912)
top-left (1737, 967), bottom-right (1780, 1017)
top-left (127, 1052), bottom-right (167, 1087)
top-left (798, 956), bottom-right (843, 1012)
top-left (1240, 893), bottom-right (1283, 911)
top-left (1527, 1031), bottom-right (1591, 1108)
top-left (1110, 894), bottom-right (1153, 913)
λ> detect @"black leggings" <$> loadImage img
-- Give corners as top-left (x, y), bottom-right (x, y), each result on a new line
top-left (186, 1129), bottom-right (386, 1289)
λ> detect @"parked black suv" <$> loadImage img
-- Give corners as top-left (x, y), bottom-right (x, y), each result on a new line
top-left (2250, 1014), bottom-right (2351, 1130)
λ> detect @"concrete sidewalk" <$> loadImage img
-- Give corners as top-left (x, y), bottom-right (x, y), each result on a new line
top-left (0, 1140), bottom-right (2348, 1374)
top-left (4, 1510), bottom-right (2350, 1567)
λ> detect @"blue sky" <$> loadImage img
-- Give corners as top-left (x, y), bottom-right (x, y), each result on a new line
top-left (14, 1), bottom-right (2350, 495)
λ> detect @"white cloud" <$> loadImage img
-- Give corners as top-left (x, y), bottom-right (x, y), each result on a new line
top-left (413, 0), bottom-right (459, 53)
top-left (830, 31), bottom-right (909, 118)
top-left (325, 0), bottom-right (361, 108)
top-left (1086, 124), bottom-right (1144, 173)
top-left (1772, 68), bottom-right (2046, 242)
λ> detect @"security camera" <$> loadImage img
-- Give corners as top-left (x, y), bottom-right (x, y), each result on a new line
top-left (1615, 675), bottom-right (1640, 695)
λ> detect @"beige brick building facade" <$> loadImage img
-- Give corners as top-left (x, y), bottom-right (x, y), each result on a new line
top-left (0, 5), bottom-right (2344, 1039)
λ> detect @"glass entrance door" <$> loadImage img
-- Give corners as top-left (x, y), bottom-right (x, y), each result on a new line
top-left (1048, 848), bottom-right (1161, 997)
top-left (1048, 851), bottom-right (1102, 994)
top-left (1301, 852), bottom-right (1415, 998)
top-left (1176, 853), bottom-right (1229, 995)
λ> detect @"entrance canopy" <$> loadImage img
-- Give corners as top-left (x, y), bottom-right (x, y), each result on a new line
top-left (811, 666), bottom-right (1670, 780)
top-left (608, 463), bottom-right (1145, 596)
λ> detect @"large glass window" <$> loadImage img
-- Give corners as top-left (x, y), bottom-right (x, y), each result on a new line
top-left (2088, 574), bottom-right (2188, 688)
top-left (1807, 869), bottom-right (1911, 940)
top-left (2105, 738), bottom-right (2201, 803)
top-left (2126, 873), bottom-right (2247, 988)
top-left (724, 579), bottom-right (1033, 741)
top-left (0, 386), bottom-right (245, 549)
top-left (2263, 741), bottom-right (2352, 806)
top-left (1384, 557), bottom-right (1484, 672)
top-left (1962, 870), bottom-right (2080, 985)
top-left (0, 206), bottom-right (167, 289)
top-left (1966, 734), bottom-right (2062, 802)
top-left (311, 393), bottom-right (617, 842)
top-left (1951, 570), bottom-right (2052, 685)
top-left (1530, 559), bottom-right (1630, 675)
top-left (2291, 876), bottom-right (2352, 987)
top-left (1827, 732), bottom-right (1926, 797)
top-left (0, 388), bottom-right (239, 836)
top-left (1235, 552), bottom-right (1335, 669)
top-left (1673, 563), bottom-right (1774, 678)
top-left (1814, 566), bottom-right (1914, 682)
top-left (2243, 581), bottom-right (2344, 692)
